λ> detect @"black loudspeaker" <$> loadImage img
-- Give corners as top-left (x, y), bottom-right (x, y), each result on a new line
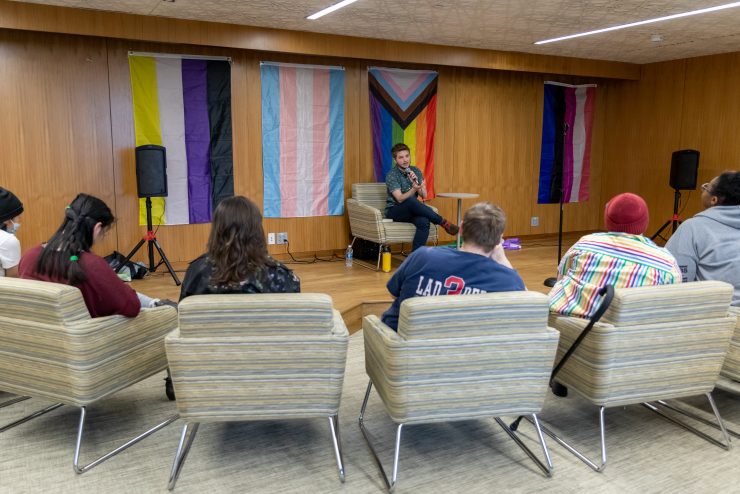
top-left (135, 145), bottom-right (168, 198)
top-left (669, 149), bottom-right (699, 190)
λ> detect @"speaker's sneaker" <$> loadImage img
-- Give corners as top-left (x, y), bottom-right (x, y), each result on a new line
top-left (441, 220), bottom-right (459, 236)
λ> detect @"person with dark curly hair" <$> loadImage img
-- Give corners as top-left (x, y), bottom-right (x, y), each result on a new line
top-left (19, 193), bottom-right (144, 317)
top-left (667, 170), bottom-right (740, 306)
top-left (179, 196), bottom-right (300, 300)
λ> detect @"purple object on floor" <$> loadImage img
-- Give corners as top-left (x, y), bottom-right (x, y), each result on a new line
top-left (502, 238), bottom-right (521, 250)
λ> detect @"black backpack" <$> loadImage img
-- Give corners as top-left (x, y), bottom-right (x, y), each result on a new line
top-left (104, 251), bottom-right (148, 280)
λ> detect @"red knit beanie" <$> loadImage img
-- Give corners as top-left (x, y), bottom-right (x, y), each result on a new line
top-left (604, 193), bottom-right (649, 235)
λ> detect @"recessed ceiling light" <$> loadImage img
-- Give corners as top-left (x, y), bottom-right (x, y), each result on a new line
top-left (535, 1), bottom-right (740, 45)
top-left (650, 34), bottom-right (664, 43)
top-left (307, 0), bottom-right (361, 20)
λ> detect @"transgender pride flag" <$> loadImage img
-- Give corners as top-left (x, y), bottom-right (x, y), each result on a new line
top-left (538, 82), bottom-right (596, 204)
top-left (261, 62), bottom-right (345, 218)
top-left (128, 54), bottom-right (233, 225)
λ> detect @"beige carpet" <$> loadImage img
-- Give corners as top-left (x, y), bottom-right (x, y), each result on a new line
top-left (2, 331), bottom-right (739, 493)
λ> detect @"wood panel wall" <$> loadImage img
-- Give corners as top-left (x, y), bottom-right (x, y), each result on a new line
top-left (0, 30), bottom-right (119, 257)
top-left (3, 19), bottom-right (740, 264)
top-left (0, 28), bottom-right (615, 262)
top-left (602, 53), bottom-right (740, 236)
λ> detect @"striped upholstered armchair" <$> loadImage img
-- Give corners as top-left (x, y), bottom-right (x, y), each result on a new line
top-left (359, 291), bottom-right (560, 491)
top-left (718, 306), bottom-right (740, 392)
top-left (0, 277), bottom-right (178, 473)
top-left (346, 183), bottom-right (438, 269)
top-left (721, 307), bottom-right (740, 386)
top-left (164, 293), bottom-right (349, 490)
top-left (544, 281), bottom-right (737, 472)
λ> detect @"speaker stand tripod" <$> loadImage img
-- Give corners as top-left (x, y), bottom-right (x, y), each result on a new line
top-left (116, 197), bottom-right (181, 286)
top-left (651, 188), bottom-right (682, 242)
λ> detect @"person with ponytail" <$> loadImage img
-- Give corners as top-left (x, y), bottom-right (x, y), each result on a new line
top-left (179, 195), bottom-right (300, 299)
top-left (18, 193), bottom-right (142, 318)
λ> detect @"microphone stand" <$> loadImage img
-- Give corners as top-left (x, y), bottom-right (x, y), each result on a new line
top-left (544, 182), bottom-right (565, 288)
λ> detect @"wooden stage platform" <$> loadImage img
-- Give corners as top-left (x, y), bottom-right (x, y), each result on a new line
top-left (131, 234), bottom-right (581, 332)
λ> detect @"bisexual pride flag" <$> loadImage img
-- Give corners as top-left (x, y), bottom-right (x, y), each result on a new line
top-left (129, 54), bottom-right (234, 225)
top-left (369, 67), bottom-right (438, 198)
top-left (260, 62), bottom-right (345, 218)
top-left (538, 82), bottom-right (596, 204)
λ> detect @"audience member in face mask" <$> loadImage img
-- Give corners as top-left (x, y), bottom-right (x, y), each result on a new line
top-left (0, 187), bottom-right (24, 278)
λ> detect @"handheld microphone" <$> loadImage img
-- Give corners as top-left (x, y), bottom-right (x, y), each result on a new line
top-left (403, 168), bottom-right (419, 185)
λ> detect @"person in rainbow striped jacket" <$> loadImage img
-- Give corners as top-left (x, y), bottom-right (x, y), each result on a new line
top-left (549, 192), bottom-right (682, 319)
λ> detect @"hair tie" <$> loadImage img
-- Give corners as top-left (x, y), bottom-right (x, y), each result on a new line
top-left (70, 255), bottom-right (79, 262)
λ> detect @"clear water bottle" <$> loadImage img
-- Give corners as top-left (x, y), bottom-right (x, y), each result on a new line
top-left (345, 244), bottom-right (353, 267)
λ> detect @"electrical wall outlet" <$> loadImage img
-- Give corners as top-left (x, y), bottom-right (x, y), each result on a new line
top-left (267, 233), bottom-right (276, 245)
top-left (277, 232), bottom-right (288, 244)
top-left (531, 216), bottom-right (539, 227)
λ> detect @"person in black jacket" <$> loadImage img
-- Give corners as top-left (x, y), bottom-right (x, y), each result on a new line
top-left (180, 196), bottom-right (300, 300)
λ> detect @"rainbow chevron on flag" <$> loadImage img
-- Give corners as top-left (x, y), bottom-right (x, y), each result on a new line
top-left (369, 67), bottom-right (438, 198)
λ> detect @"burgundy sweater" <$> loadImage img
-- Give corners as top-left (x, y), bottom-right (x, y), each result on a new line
top-left (19, 245), bottom-right (141, 318)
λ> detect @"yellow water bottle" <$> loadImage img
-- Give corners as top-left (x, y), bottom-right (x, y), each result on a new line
top-left (381, 245), bottom-right (392, 272)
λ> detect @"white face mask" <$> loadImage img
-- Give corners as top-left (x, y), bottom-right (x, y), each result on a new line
top-left (6, 222), bottom-right (20, 235)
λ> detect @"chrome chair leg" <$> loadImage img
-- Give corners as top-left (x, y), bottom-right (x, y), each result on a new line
top-left (0, 401), bottom-right (64, 433)
top-left (651, 398), bottom-right (740, 439)
top-left (643, 392), bottom-right (732, 450)
top-left (167, 422), bottom-right (200, 490)
top-left (390, 424), bottom-right (403, 492)
top-left (328, 414), bottom-right (346, 482)
top-left (494, 415), bottom-right (552, 477)
top-left (0, 395), bottom-right (31, 409)
top-left (530, 405), bottom-right (608, 472)
top-left (532, 414), bottom-right (554, 471)
top-left (73, 406), bottom-right (179, 474)
top-left (358, 380), bottom-right (403, 493)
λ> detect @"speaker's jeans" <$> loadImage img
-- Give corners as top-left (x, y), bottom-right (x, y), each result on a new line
top-left (385, 196), bottom-right (443, 252)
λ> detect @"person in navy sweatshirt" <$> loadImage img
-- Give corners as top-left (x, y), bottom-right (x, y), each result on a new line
top-left (381, 202), bottom-right (525, 331)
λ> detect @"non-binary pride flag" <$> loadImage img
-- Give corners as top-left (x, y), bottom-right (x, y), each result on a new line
top-left (369, 67), bottom-right (438, 198)
top-left (538, 82), bottom-right (596, 204)
top-left (128, 54), bottom-right (234, 225)
top-left (261, 62), bottom-right (345, 218)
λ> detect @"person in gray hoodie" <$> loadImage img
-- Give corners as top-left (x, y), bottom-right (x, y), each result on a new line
top-left (666, 171), bottom-right (740, 306)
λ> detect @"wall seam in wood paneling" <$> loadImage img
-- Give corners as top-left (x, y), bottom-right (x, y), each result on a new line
top-left (103, 37), bottom-right (122, 253)
top-left (677, 59), bottom-right (688, 151)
